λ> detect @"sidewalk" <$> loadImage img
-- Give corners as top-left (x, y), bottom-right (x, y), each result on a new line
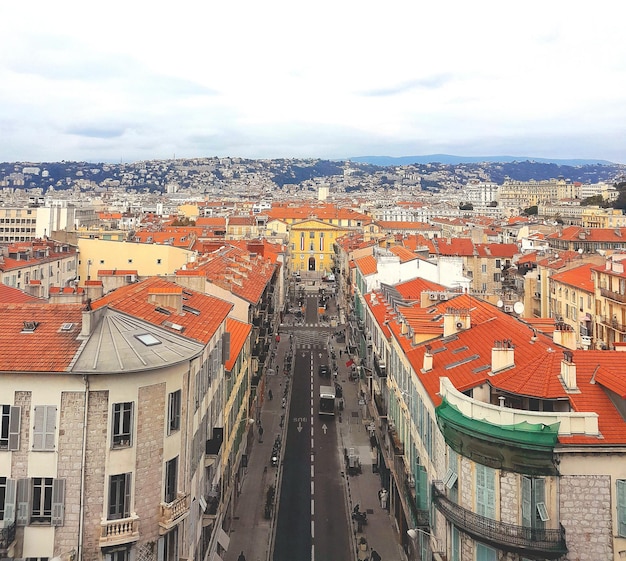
top-left (224, 306), bottom-right (404, 561)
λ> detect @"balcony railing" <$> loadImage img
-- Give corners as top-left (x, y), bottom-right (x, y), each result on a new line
top-left (394, 455), bottom-right (430, 529)
top-left (159, 492), bottom-right (190, 531)
top-left (100, 514), bottom-right (140, 546)
top-left (600, 287), bottom-right (626, 304)
top-left (0, 520), bottom-right (16, 550)
top-left (600, 316), bottom-right (626, 333)
top-left (432, 482), bottom-right (567, 558)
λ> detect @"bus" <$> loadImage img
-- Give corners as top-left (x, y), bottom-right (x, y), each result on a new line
top-left (319, 385), bottom-right (336, 416)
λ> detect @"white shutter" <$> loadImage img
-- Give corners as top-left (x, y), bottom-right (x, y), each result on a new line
top-left (4, 478), bottom-right (16, 522)
top-left (157, 536), bottom-right (165, 561)
top-left (44, 406), bottom-right (57, 450)
top-left (51, 479), bottom-right (65, 526)
top-left (32, 406), bottom-right (45, 450)
top-left (8, 406), bottom-right (20, 450)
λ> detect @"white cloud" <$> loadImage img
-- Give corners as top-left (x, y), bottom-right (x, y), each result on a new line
top-left (0, 0), bottom-right (625, 163)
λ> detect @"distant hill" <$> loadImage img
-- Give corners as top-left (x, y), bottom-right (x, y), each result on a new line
top-left (349, 154), bottom-right (615, 166)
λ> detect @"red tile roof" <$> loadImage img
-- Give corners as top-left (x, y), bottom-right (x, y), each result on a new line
top-left (551, 263), bottom-right (596, 292)
top-left (0, 303), bottom-right (85, 372)
top-left (0, 284), bottom-right (44, 303)
top-left (225, 318), bottom-right (252, 371)
top-left (354, 255), bottom-right (377, 276)
top-left (91, 277), bottom-right (232, 344)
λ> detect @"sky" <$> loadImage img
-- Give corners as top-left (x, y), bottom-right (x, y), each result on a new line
top-left (1, 1), bottom-right (625, 164)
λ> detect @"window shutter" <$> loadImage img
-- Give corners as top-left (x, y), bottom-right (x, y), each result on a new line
top-left (16, 478), bottom-right (31, 526)
top-left (534, 478), bottom-right (547, 524)
top-left (51, 479), bottom-right (65, 526)
top-left (168, 393), bottom-right (174, 436)
top-left (124, 473), bottom-right (132, 518)
top-left (222, 332), bottom-right (231, 364)
top-left (4, 478), bottom-right (16, 522)
top-left (157, 536), bottom-right (165, 561)
top-left (128, 402), bottom-right (134, 446)
top-left (485, 466), bottom-right (496, 519)
top-left (8, 406), bottom-right (20, 450)
top-left (33, 406), bottom-right (45, 449)
top-left (44, 406), bottom-right (57, 450)
top-left (522, 476), bottom-right (532, 527)
top-left (618, 480), bottom-right (626, 537)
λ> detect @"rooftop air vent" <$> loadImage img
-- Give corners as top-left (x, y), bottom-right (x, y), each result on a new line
top-left (22, 321), bottom-right (39, 333)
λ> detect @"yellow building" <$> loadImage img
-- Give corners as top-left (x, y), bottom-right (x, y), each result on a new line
top-left (76, 238), bottom-right (196, 284)
top-left (288, 218), bottom-right (350, 276)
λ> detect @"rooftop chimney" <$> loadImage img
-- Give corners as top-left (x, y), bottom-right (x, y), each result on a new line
top-left (491, 339), bottom-right (515, 373)
top-left (422, 344), bottom-right (433, 372)
top-left (561, 350), bottom-right (578, 391)
top-left (443, 307), bottom-right (470, 337)
top-left (553, 321), bottom-right (576, 350)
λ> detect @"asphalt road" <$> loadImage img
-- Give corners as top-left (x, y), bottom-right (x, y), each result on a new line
top-left (273, 294), bottom-right (352, 561)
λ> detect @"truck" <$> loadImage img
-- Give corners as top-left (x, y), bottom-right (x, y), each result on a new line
top-left (319, 385), bottom-right (336, 416)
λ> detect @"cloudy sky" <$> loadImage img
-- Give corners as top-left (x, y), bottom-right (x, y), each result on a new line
top-left (1, 1), bottom-right (624, 164)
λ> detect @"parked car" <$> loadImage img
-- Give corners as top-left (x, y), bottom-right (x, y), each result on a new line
top-left (318, 364), bottom-right (330, 377)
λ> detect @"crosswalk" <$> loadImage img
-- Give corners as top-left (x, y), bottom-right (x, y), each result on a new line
top-left (288, 329), bottom-right (331, 348)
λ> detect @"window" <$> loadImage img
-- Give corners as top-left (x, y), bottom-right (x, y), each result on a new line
top-left (0, 477), bottom-right (14, 521)
top-left (476, 543), bottom-right (497, 561)
top-left (164, 457), bottom-right (178, 503)
top-left (522, 476), bottom-right (547, 532)
top-left (32, 405), bottom-right (56, 451)
top-left (16, 477), bottom-right (65, 526)
top-left (157, 259), bottom-right (162, 265)
top-left (109, 473), bottom-right (132, 520)
top-left (112, 402), bottom-right (134, 448)
top-left (481, 264), bottom-right (487, 274)
top-left (0, 405), bottom-right (20, 450)
top-left (104, 548), bottom-right (130, 561)
top-left (168, 390), bottom-right (181, 435)
top-left (618, 480), bottom-right (626, 537)
top-left (158, 528), bottom-right (178, 561)
top-left (475, 464), bottom-right (495, 519)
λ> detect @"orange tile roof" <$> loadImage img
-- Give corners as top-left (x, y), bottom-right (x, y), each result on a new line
top-left (354, 255), bottom-right (377, 276)
top-left (551, 263), bottom-right (595, 292)
top-left (91, 277), bottom-right (232, 344)
top-left (0, 284), bottom-right (43, 303)
top-left (389, 245), bottom-right (420, 263)
top-left (177, 245), bottom-right (277, 305)
top-left (394, 277), bottom-right (447, 300)
top-left (548, 226), bottom-right (626, 242)
top-left (225, 318), bottom-right (252, 371)
top-left (0, 303), bottom-right (85, 372)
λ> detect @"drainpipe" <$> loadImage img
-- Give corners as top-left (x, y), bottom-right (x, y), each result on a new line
top-left (77, 374), bottom-right (89, 560)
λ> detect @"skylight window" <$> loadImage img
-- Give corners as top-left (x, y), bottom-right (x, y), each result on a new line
top-left (22, 321), bottom-right (39, 333)
top-left (182, 305), bottom-right (201, 316)
top-left (135, 333), bottom-right (161, 346)
top-left (155, 306), bottom-right (171, 315)
top-left (60, 322), bottom-right (74, 331)
top-left (162, 321), bottom-right (184, 332)
top-left (445, 354), bottom-right (480, 370)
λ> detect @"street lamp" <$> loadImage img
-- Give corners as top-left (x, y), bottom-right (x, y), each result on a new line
top-left (407, 528), bottom-right (442, 560)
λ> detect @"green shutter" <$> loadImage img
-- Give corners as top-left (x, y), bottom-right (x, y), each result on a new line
top-left (618, 480), bottom-right (626, 537)
top-left (522, 476), bottom-right (532, 527)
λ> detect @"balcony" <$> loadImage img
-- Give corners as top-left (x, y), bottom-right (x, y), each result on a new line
top-left (600, 315), bottom-right (626, 333)
top-left (394, 455), bottom-right (429, 529)
top-left (600, 287), bottom-right (626, 304)
top-left (159, 492), bottom-right (190, 533)
top-left (0, 520), bottom-right (16, 552)
top-left (432, 482), bottom-right (567, 559)
top-left (100, 514), bottom-right (140, 546)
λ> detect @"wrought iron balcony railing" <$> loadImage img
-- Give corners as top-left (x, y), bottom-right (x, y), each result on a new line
top-left (0, 520), bottom-right (16, 550)
top-left (432, 482), bottom-right (566, 559)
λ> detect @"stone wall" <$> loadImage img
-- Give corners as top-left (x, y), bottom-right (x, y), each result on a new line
top-left (82, 390), bottom-right (108, 560)
top-left (11, 391), bottom-right (31, 557)
top-left (499, 470), bottom-right (518, 525)
top-left (560, 474), bottom-right (613, 561)
top-left (55, 391), bottom-right (85, 555)
top-left (135, 383), bottom-right (166, 546)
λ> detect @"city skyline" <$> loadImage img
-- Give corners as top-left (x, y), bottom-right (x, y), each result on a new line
top-left (1, 1), bottom-right (625, 164)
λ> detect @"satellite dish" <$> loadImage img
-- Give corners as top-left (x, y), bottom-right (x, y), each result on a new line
top-left (496, 300), bottom-right (504, 308)
top-left (513, 302), bottom-right (524, 315)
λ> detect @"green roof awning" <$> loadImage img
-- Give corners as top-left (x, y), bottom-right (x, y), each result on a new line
top-left (436, 399), bottom-right (560, 452)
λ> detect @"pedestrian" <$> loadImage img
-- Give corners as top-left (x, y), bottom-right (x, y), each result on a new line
top-left (281, 397), bottom-right (286, 408)
top-left (268, 389), bottom-right (273, 401)
top-left (339, 349), bottom-right (342, 357)
top-left (371, 549), bottom-right (381, 561)
top-left (237, 552), bottom-right (246, 561)
top-left (258, 425), bottom-right (264, 443)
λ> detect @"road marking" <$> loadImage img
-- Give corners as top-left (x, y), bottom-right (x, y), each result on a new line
top-left (321, 423), bottom-right (328, 435)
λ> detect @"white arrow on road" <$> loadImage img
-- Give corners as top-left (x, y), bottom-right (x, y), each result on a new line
top-left (322, 424), bottom-right (328, 434)
top-left (297, 422), bottom-right (303, 432)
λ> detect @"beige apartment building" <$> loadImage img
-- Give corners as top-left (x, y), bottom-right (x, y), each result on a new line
top-left (0, 278), bottom-right (252, 561)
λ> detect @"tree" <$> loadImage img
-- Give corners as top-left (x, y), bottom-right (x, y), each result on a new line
top-left (459, 202), bottom-right (474, 210)
top-left (523, 205), bottom-right (538, 216)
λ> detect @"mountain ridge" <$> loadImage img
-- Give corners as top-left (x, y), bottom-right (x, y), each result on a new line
top-left (348, 154), bottom-right (615, 166)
